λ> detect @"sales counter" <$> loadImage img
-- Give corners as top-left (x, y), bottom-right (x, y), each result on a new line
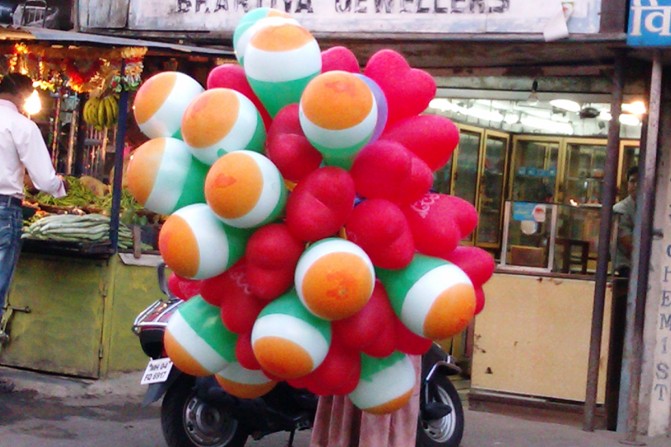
top-left (1, 243), bottom-right (162, 379)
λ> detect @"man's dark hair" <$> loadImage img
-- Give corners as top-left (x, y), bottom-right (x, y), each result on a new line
top-left (0, 73), bottom-right (34, 95)
top-left (627, 166), bottom-right (639, 179)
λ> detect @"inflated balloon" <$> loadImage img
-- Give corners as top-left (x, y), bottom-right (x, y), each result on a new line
top-left (158, 204), bottom-right (248, 280)
top-left (265, 104), bottom-right (322, 183)
top-left (363, 49), bottom-right (436, 130)
top-left (206, 63), bottom-right (272, 130)
top-left (295, 238), bottom-right (375, 321)
top-left (167, 273), bottom-right (203, 301)
top-left (181, 88), bottom-right (266, 165)
top-left (321, 46), bottom-right (360, 74)
top-left (299, 71), bottom-right (377, 169)
top-left (474, 287), bottom-right (486, 316)
top-left (350, 139), bottom-right (433, 206)
top-left (285, 166), bottom-right (356, 242)
top-left (299, 337), bottom-right (361, 396)
top-left (244, 22), bottom-right (321, 116)
top-left (349, 352), bottom-right (416, 414)
top-left (133, 71), bottom-right (204, 139)
top-left (393, 316), bottom-right (433, 355)
top-left (235, 332), bottom-right (262, 370)
top-left (164, 296), bottom-right (237, 376)
top-left (332, 280), bottom-right (395, 352)
top-left (444, 246), bottom-right (496, 287)
top-left (377, 254), bottom-right (476, 340)
top-left (233, 8), bottom-right (296, 65)
top-left (354, 74), bottom-right (388, 143)
top-left (361, 319), bottom-right (396, 359)
top-left (383, 114), bottom-right (460, 171)
top-left (204, 150), bottom-right (286, 229)
top-left (215, 362), bottom-right (277, 398)
top-left (245, 223), bottom-right (305, 301)
top-left (125, 138), bottom-right (208, 215)
top-left (345, 199), bottom-right (414, 270)
top-left (251, 289), bottom-right (331, 379)
top-left (403, 193), bottom-right (465, 259)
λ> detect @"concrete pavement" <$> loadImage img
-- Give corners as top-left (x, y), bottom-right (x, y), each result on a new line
top-left (1, 365), bottom-right (669, 447)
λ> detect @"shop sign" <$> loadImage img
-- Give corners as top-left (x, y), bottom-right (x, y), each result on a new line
top-left (127, 0), bottom-right (602, 35)
top-left (628, 0), bottom-right (671, 47)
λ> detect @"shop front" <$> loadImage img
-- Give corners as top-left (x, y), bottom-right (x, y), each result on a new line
top-left (0, 27), bottom-right (231, 378)
top-left (62, 0), bottom-right (671, 438)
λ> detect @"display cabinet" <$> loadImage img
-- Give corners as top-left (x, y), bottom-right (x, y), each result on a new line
top-left (475, 130), bottom-right (509, 249)
top-left (562, 138), bottom-right (607, 206)
top-left (451, 126), bottom-right (483, 208)
top-left (509, 136), bottom-right (561, 203)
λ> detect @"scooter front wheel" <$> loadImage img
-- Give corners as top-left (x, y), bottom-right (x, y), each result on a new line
top-left (416, 374), bottom-right (464, 447)
top-left (161, 376), bottom-right (248, 447)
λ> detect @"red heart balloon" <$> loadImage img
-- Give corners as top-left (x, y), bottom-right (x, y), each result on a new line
top-left (299, 337), bottom-right (361, 396)
top-left (383, 114), bottom-right (460, 171)
top-left (321, 46), bottom-right (360, 73)
top-left (350, 139), bottom-right (433, 206)
top-left (245, 223), bottom-right (305, 301)
top-left (363, 49), bottom-right (436, 129)
top-left (266, 104), bottom-right (323, 183)
top-left (235, 332), bottom-right (262, 370)
top-left (474, 287), bottom-right (486, 315)
top-left (285, 166), bottom-right (356, 242)
top-left (332, 280), bottom-right (392, 351)
top-left (403, 193), bottom-right (462, 259)
top-left (444, 246), bottom-right (496, 287)
top-left (345, 199), bottom-right (414, 269)
top-left (167, 273), bottom-right (203, 301)
top-left (206, 64), bottom-right (272, 130)
top-left (393, 317), bottom-right (433, 355)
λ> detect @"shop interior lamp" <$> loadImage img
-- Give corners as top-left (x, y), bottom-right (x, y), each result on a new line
top-left (526, 80), bottom-right (540, 106)
top-left (549, 99), bottom-right (581, 113)
top-left (23, 89), bottom-right (41, 116)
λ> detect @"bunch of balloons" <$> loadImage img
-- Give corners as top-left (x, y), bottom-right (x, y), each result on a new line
top-left (127, 7), bottom-right (495, 415)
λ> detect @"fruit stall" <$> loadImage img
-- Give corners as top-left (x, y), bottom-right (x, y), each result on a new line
top-left (0, 33), bottom-right (227, 378)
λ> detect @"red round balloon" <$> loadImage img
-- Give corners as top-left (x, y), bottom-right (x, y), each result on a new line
top-left (363, 49), bottom-right (436, 129)
top-left (350, 139), bottom-right (433, 206)
top-left (474, 287), bottom-right (486, 315)
top-left (394, 316), bottom-right (433, 355)
top-left (285, 166), bottom-right (356, 242)
top-left (235, 332), bottom-right (262, 370)
top-left (444, 246), bottom-right (496, 287)
top-left (383, 115), bottom-right (460, 171)
top-left (300, 337), bottom-right (361, 396)
top-left (168, 273), bottom-right (203, 301)
top-left (345, 199), bottom-right (414, 269)
top-left (266, 104), bottom-right (322, 183)
top-left (206, 63), bottom-right (272, 130)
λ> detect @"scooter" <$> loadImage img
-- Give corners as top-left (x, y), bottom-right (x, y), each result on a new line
top-left (133, 263), bottom-right (465, 447)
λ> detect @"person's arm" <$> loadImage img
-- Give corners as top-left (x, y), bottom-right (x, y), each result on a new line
top-left (16, 120), bottom-right (66, 198)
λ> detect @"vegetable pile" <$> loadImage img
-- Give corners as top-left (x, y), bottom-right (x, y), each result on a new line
top-left (22, 213), bottom-right (135, 249)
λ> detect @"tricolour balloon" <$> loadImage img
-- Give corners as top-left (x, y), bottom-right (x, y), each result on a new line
top-left (158, 204), bottom-right (248, 280)
top-left (233, 8), bottom-right (296, 65)
top-left (251, 289), bottom-right (331, 379)
top-left (181, 88), bottom-right (266, 165)
top-left (214, 362), bottom-right (277, 399)
top-left (354, 74), bottom-right (387, 143)
top-left (244, 22), bottom-right (321, 117)
top-left (295, 238), bottom-right (375, 321)
top-left (125, 137), bottom-right (208, 215)
top-left (133, 71), bottom-right (204, 139)
top-left (376, 254), bottom-right (476, 340)
top-left (299, 71), bottom-right (377, 169)
top-left (349, 352), bottom-right (416, 414)
top-left (164, 296), bottom-right (237, 376)
top-left (204, 151), bottom-right (286, 229)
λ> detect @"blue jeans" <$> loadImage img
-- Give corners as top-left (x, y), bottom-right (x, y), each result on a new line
top-left (0, 203), bottom-right (22, 318)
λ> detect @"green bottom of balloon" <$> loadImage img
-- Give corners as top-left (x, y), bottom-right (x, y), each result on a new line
top-left (313, 137), bottom-right (372, 170)
top-left (248, 74), bottom-right (318, 117)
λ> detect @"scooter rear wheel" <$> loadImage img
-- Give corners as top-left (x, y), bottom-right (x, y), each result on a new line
top-left (162, 376), bottom-right (248, 447)
top-left (416, 374), bottom-right (464, 447)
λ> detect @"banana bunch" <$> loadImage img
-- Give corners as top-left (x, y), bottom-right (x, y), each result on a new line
top-left (82, 94), bottom-right (119, 129)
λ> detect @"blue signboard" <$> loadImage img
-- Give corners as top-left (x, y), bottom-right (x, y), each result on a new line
top-left (628, 0), bottom-right (671, 47)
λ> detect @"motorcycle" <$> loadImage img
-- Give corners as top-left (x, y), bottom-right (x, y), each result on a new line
top-left (133, 263), bottom-right (465, 447)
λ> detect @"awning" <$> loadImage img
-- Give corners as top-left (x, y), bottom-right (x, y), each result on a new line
top-left (0, 25), bottom-right (234, 56)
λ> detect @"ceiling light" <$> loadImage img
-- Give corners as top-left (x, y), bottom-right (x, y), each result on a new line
top-left (23, 90), bottom-right (41, 116)
top-left (622, 101), bottom-right (646, 116)
top-left (504, 113), bottom-right (520, 124)
top-left (520, 115), bottom-right (574, 134)
top-left (597, 110), bottom-right (612, 121)
top-left (464, 107), bottom-right (504, 122)
top-left (619, 114), bottom-right (641, 126)
top-left (549, 99), bottom-right (581, 113)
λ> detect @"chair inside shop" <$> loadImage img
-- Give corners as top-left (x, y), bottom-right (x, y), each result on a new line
top-left (509, 245), bottom-right (546, 268)
top-left (13, 1), bottom-right (48, 27)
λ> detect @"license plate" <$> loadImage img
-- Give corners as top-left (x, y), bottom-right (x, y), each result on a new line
top-left (141, 358), bottom-right (173, 385)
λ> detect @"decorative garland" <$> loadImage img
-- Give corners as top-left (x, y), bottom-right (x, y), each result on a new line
top-left (65, 58), bottom-right (103, 92)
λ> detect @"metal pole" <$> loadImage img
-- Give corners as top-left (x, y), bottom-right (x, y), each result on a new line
top-left (583, 51), bottom-right (625, 432)
top-left (109, 59), bottom-right (129, 252)
top-left (623, 50), bottom-right (662, 445)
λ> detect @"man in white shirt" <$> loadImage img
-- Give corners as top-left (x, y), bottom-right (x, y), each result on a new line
top-left (0, 73), bottom-right (65, 391)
